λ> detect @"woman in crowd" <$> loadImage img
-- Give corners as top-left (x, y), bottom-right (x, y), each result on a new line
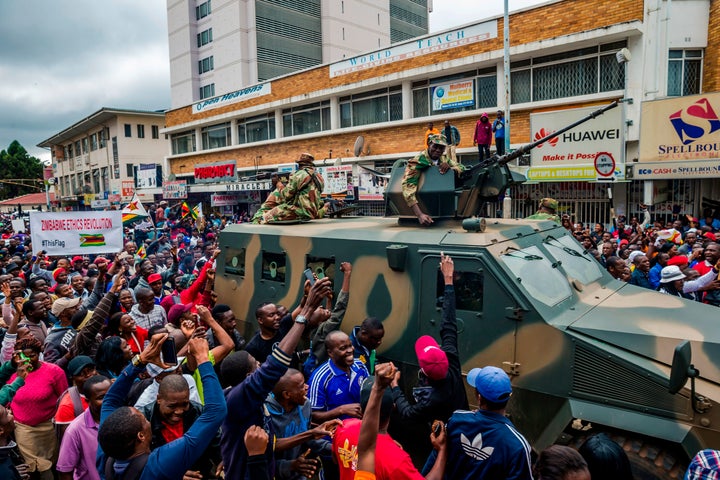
top-left (94, 336), bottom-right (133, 380)
top-left (105, 311), bottom-right (148, 354)
top-left (533, 445), bottom-right (590, 480)
top-left (8, 336), bottom-right (68, 480)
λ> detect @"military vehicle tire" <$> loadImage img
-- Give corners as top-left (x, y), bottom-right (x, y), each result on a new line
top-left (565, 428), bottom-right (686, 479)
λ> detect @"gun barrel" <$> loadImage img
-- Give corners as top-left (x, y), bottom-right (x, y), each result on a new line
top-left (497, 100), bottom-right (620, 166)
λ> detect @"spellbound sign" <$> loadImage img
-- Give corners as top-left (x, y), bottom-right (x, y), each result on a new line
top-left (639, 92), bottom-right (720, 162)
top-left (329, 21), bottom-right (497, 77)
top-left (194, 161), bottom-right (237, 184)
top-left (192, 83), bottom-right (271, 114)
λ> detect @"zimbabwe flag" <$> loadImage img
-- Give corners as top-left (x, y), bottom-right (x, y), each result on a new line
top-left (79, 233), bottom-right (106, 247)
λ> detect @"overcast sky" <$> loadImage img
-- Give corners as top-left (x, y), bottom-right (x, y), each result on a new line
top-left (0, 0), bottom-right (544, 162)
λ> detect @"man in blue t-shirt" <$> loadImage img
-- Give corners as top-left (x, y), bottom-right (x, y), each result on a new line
top-left (308, 331), bottom-right (368, 424)
top-left (430, 366), bottom-right (532, 480)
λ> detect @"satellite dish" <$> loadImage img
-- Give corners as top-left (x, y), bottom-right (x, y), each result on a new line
top-left (354, 136), bottom-right (365, 157)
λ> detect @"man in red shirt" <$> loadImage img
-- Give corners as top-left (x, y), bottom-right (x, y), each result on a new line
top-left (333, 379), bottom-right (447, 480)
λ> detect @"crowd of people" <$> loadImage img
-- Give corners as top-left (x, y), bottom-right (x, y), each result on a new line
top-left (1, 197), bottom-right (720, 480)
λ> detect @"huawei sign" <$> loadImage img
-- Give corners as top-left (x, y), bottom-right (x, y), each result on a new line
top-left (533, 128), bottom-right (558, 147)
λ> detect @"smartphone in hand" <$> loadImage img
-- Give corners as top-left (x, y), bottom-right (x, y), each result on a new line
top-left (161, 336), bottom-right (178, 365)
top-left (303, 268), bottom-right (316, 285)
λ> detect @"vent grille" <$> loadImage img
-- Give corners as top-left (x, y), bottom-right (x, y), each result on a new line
top-left (573, 344), bottom-right (688, 416)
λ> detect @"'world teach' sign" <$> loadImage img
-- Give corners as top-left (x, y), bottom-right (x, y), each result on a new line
top-left (193, 83), bottom-right (272, 114)
top-left (329, 21), bottom-right (497, 78)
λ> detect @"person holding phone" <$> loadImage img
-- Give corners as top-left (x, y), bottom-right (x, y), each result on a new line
top-left (98, 334), bottom-right (227, 480)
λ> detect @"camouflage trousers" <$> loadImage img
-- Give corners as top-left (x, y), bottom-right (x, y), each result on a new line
top-left (258, 204), bottom-right (310, 224)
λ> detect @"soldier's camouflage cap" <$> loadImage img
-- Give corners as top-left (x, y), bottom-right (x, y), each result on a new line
top-left (540, 197), bottom-right (558, 212)
top-left (297, 153), bottom-right (315, 164)
top-left (428, 134), bottom-right (448, 147)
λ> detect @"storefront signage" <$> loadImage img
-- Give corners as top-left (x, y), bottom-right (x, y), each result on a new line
top-left (137, 164), bottom-right (157, 189)
top-left (192, 83), bottom-right (271, 114)
top-left (431, 81), bottom-right (474, 111)
top-left (525, 166), bottom-right (598, 181)
top-left (639, 93), bottom-right (720, 162)
top-left (329, 21), bottom-right (497, 77)
top-left (317, 165), bottom-right (354, 198)
top-left (633, 160), bottom-right (720, 179)
top-left (29, 211), bottom-right (123, 255)
top-left (163, 180), bottom-right (188, 199)
top-left (121, 181), bottom-right (135, 199)
top-left (529, 105), bottom-right (624, 182)
top-left (194, 161), bottom-right (237, 184)
top-left (225, 180), bottom-right (272, 192)
top-left (91, 199), bottom-right (111, 209)
top-left (358, 165), bottom-right (388, 201)
top-left (211, 194), bottom-right (239, 206)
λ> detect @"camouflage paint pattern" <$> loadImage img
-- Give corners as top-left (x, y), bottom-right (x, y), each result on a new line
top-left (216, 216), bottom-right (720, 459)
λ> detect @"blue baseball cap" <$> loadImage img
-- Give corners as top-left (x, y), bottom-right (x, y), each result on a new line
top-left (466, 366), bottom-right (512, 403)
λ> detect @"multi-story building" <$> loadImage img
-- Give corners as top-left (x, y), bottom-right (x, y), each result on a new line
top-left (38, 108), bottom-right (166, 209)
top-left (166, 0), bottom-right (430, 108)
top-left (161, 0), bottom-right (719, 224)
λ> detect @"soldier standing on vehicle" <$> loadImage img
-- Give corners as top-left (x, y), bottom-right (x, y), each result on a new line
top-left (526, 198), bottom-right (560, 223)
top-left (402, 134), bottom-right (464, 226)
top-left (255, 153), bottom-right (329, 224)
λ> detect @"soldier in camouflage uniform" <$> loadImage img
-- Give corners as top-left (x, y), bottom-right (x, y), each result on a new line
top-left (256, 153), bottom-right (328, 224)
top-left (402, 133), bottom-right (465, 226)
top-left (526, 197), bottom-right (560, 223)
top-left (251, 174), bottom-right (285, 223)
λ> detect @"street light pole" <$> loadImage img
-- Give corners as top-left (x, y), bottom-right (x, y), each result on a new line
top-left (504, 0), bottom-right (511, 155)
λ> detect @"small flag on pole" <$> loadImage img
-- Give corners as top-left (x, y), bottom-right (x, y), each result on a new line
top-left (122, 194), bottom-right (150, 226)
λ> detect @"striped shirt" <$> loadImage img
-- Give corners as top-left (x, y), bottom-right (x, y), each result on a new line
top-left (308, 359), bottom-right (368, 418)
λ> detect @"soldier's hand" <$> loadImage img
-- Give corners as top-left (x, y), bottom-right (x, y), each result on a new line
top-left (418, 213), bottom-right (434, 226)
top-left (438, 162), bottom-right (450, 174)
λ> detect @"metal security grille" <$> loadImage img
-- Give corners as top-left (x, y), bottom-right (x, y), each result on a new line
top-left (509, 182), bottom-right (611, 227)
top-left (627, 179), bottom-right (698, 225)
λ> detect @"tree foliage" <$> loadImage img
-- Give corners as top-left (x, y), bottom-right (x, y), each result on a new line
top-left (0, 141), bottom-right (44, 200)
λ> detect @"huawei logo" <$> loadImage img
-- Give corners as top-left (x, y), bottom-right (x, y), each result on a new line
top-left (534, 128), bottom-right (558, 148)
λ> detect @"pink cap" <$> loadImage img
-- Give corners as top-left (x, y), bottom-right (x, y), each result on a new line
top-left (414, 335), bottom-right (448, 381)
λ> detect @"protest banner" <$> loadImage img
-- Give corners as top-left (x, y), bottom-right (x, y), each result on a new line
top-left (29, 211), bottom-right (123, 255)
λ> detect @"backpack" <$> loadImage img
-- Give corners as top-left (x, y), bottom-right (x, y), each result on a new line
top-left (104, 453), bottom-right (150, 480)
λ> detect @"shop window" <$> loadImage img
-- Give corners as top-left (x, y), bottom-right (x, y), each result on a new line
top-left (238, 114), bottom-right (276, 144)
top-left (511, 41), bottom-right (626, 104)
top-left (201, 122), bottom-right (231, 150)
top-left (435, 269), bottom-right (484, 311)
top-left (339, 87), bottom-right (402, 128)
top-left (200, 84), bottom-right (215, 100)
top-left (225, 247), bottom-right (246, 277)
top-left (171, 130), bottom-right (196, 155)
top-left (668, 49), bottom-right (703, 96)
top-left (196, 0), bottom-right (211, 20)
top-left (282, 101), bottom-right (330, 137)
top-left (262, 251), bottom-right (286, 283)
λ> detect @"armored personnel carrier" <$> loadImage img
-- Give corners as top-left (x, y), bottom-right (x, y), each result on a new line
top-left (216, 103), bottom-right (718, 478)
